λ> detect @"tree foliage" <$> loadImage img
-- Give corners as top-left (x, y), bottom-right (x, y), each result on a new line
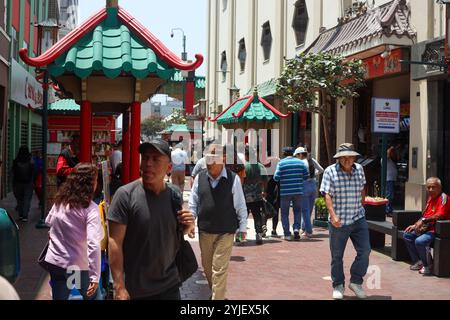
top-left (277, 52), bottom-right (366, 115)
top-left (166, 108), bottom-right (187, 125)
top-left (141, 116), bottom-right (166, 138)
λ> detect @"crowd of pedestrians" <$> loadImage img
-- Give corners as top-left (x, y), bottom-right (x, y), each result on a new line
top-left (6, 135), bottom-right (450, 301)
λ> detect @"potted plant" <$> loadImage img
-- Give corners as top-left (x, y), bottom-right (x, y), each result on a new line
top-left (313, 196), bottom-right (329, 228)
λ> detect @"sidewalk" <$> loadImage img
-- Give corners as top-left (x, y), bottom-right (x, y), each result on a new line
top-left (3, 181), bottom-right (450, 300)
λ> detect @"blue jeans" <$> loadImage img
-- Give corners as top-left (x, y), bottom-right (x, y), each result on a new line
top-left (300, 180), bottom-right (317, 234)
top-left (48, 264), bottom-right (102, 300)
top-left (329, 218), bottom-right (371, 288)
top-left (403, 231), bottom-right (435, 267)
top-left (385, 181), bottom-right (395, 213)
top-left (280, 194), bottom-right (302, 236)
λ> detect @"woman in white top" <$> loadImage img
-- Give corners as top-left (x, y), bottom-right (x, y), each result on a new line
top-left (294, 147), bottom-right (324, 239)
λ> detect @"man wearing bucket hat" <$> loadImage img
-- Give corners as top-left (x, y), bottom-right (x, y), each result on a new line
top-left (320, 143), bottom-right (371, 300)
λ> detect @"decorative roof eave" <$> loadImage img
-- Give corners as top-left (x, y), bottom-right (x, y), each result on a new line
top-left (19, 6), bottom-right (203, 72)
top-left (305, 0), bottom-right (416, 57)
top-left (20, 8), bottom-right (108, 67)
top-left (210, 94), bottom-right (289, 123)
top-left (209, 96), bottom-right (249, 122)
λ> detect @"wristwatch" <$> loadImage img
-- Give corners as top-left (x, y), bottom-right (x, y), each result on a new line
top-left (421, 217), bottom-right (427, 223)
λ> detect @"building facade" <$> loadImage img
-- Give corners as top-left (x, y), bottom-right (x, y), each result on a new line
top-left (206, 0), bottom-right (448, 211)
top-left (1, 0), bottom-right (10, 198)
top-left (4, 0), bottom-right (78, 197)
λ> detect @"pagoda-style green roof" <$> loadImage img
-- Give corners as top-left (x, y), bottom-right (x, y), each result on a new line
top-left (170, 71), bottom-right (206, 89)
top-left (161, 124), bottom-right (202, 134)
top-left (49, 99), bottom-right (80, 112)
top-left (211, 93), bottom-right (288, 125)
top-left (47, 8), bottom-right (176, 80)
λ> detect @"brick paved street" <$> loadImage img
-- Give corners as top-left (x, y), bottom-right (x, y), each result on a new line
top-left (2, 184), bottom-right (450, 300)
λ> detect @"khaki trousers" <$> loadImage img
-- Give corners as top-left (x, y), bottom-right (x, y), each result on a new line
top-left (171, 171), bottom-right (185, 191)
top-left (199, 232), bottom-right (235, 300)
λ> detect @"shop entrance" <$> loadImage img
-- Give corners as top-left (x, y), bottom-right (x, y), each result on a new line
top-left (353, 74), bottom-right (410, 209)
top-left (442, 80), bottom-right (450, 194)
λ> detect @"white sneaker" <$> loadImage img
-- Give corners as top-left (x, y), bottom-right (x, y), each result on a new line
top-left (349, 283), bottom-right (367, 299)
top-left (332, 285), bottom-right (344, 300)
top-left (284, 235), bottom-right (292, 241)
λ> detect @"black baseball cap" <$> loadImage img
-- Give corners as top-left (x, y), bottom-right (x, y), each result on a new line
top-left (138, 139), bottom-right (171, 159)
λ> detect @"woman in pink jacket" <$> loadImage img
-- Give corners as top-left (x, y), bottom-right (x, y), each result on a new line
top-left (44, 163), bottom-right (104, 300)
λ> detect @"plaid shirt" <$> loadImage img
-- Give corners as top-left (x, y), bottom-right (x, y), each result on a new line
top-left (320, 162), bottom-right (366, 226)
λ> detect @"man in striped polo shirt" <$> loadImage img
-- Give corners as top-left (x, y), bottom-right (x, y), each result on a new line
top-left (320, 143), bottom-right (371, 300)
top-left (273, 147), bottom-right (309, 241)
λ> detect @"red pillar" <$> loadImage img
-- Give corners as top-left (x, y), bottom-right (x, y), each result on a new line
top-left (130, 102), bottom-right (141, 181)
top-left (185, 80), bottom-right (195, 115)
top-left (80, 101), bottom-right (92, 163)
top-left (122, 109), bottom-right (130, 184)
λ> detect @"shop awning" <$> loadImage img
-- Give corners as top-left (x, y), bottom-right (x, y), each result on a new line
top-left (306, 0), bottom-right (416, 57)
top-left (210, 90), bottom-right (288, 125)
top-left (245, 78), bottom-right (277, 97)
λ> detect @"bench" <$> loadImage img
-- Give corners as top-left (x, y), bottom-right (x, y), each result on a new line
top-left (366, 210), bottom-right (450, 277)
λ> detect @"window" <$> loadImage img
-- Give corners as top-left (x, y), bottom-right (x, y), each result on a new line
top-left (1, 0), bottom-right (6, 29)
top-left (238, 38), bottom-right (247, 72)
top-left (261, 22), bottom-right (272, 61)
top-left (220, 51), bottom-right (227, 82)
top-left (292, 0), bottom-right (309, 46)
top-left (222, 0), bottom-right (228, 11)
top-left (11, 27), bottom-right (19, 60)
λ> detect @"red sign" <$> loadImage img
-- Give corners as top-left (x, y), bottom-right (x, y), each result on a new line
top-left (362, 48), bottom-right (405, 80)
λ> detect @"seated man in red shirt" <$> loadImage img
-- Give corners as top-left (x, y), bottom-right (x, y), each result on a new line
top-left (56, 135), bottom-right (80, 187)
top-left (403, 177), bottom-right (450, 275)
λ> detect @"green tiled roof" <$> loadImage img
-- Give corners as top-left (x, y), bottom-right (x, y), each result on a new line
top-left (48, 8), bottom-right (176, 80)
top-left (162, 124), bottom-right (202, 134)
top-left (245, 78), bottom-right (278, 97)
top-left (170, 71), bottom-right (206, 89)
top-left (216, 95), bottom-right (280, 125)
top-left (49, 99), bottom-right (80, 112)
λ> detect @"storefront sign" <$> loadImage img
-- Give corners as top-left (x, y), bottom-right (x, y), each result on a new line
top-left (372, 98), bottom-right (400, 134)
top-left (11, 59), bottom-right (57, 109)
top-left (363, 49), bottom-right (406, 80)
top-left (11, 60), bottom-right (43, 108)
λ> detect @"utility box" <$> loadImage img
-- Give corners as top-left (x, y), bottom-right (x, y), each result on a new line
top-left (0, 209), bottom-right (21, 283)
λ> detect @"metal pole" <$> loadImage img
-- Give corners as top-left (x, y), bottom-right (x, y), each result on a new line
top-left (36, 71), bottom-right (49, 229)
top-left (182, 34), bottom-right (187, 61)
top-left (380, 133), bottom-right (388, 198)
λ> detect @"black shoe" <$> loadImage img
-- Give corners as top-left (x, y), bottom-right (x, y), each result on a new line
top-left (294, 231), bottom-right (301, 241)
top-left (256, 233), bottom-right (263, 245)
top-left (271, 230), bottom-right (279, 238)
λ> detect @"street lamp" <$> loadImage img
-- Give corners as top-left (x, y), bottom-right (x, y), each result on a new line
top-left (35, 20), bottom-right (59, 229)
top-left (170, 27), bottom-right (187, 61)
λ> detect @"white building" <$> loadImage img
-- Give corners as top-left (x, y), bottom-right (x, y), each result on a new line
top-left (206, 0), bottom-right (449, 211)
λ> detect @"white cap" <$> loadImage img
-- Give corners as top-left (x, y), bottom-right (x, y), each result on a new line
top-left (294, 147), bottom-right (308, 156)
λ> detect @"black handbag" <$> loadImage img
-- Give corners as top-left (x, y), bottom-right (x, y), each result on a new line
top-left (175, 237), bottom-right (198, 282)
top-left (37, 241), bottom-right (50, 271)
top-left (262, 198), bottom-right (277, 220)
top-left (167, 183), bottom-right (198, 282)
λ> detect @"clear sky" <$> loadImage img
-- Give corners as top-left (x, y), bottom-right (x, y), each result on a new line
top-left (78, 0), bottom-right (207, 76)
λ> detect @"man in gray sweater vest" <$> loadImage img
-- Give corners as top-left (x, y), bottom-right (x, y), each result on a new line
top-left (188, 144), bottom-right (248, 300)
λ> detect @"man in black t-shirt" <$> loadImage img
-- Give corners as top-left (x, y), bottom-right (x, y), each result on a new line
top-left (107, 139), bottom-right (195, 300)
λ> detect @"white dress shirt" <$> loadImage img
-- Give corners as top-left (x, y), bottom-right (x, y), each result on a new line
top-left (189, 166), bottom-right (248, 233)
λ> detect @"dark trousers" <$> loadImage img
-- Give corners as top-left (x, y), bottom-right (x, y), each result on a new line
top-left (13, 182), bottom-right (33, 219)
top-left (133, 284), bottom-right (181, 300)
top-left (246, 201), bottom-right (266, 234)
